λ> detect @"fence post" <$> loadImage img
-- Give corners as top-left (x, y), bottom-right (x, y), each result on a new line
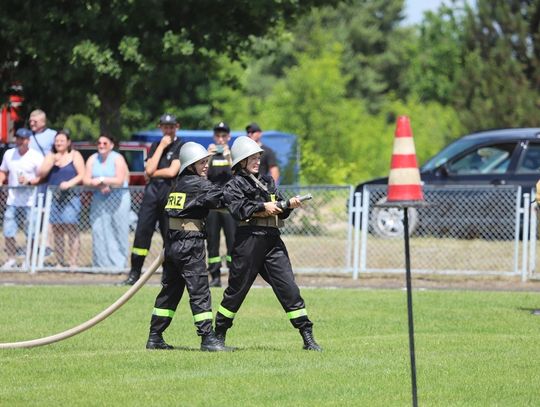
top-left (359, 187), bottom-right (370, 274)
top-left (30, 192), bottom-right (44, 274)
top-left (521, 193), bottom-right (530, 282)
top-left (513, 187), bottom-right (522, 275)
top-left (352, 192), bottom-right (362, 279)
top-left (346, 185), bottom-right (354, 271)
top-left (37, 189), bottom-right (53, 270)
top-left (529, 200), bottom-right (537, 278)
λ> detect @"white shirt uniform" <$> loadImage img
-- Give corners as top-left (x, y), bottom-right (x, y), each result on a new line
top-left (0, 148), bottom-right (44, 206)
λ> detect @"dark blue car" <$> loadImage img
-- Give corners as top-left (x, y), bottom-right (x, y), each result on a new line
top-left (355, 128), bottom-right (540, 238)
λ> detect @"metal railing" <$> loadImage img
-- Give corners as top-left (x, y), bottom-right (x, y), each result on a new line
top-left (350, 185), bottom-right (531, 279)
top-left (0, 184), bottom-right (536, 279)
top-left (0, 185), bottom-right (353, 275)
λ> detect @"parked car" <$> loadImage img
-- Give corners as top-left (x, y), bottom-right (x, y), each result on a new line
top-left (355, 128), bottom-right (540, 238)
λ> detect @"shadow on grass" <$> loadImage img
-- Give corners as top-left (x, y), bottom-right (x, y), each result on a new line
top-left (517, 307), bottom-right (540, 315)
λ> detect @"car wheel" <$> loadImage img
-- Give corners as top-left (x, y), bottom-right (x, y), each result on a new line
top-left (370, 198), bottom-right (419, 238)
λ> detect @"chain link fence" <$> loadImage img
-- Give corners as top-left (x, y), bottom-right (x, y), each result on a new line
top-left (353, 184), bottom-right (527, 277)
top-left (279, 185), bottom-right (353, 273)
top-left (0, 185), bottom-right (353, 275)
top-left (0, 184), bottom-right (535, 278)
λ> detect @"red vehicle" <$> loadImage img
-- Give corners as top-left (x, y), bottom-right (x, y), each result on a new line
top-left (73, 140), bottom-right (150, 185)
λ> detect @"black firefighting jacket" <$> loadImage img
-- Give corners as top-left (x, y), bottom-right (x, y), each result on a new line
top-left (165, 170), bottom-right (224, 240)
top-left (224, 170), bottom-right (293, 223)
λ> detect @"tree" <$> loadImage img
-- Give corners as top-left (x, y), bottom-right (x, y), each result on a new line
top-left (455, 0), bottom-right (540, 130)
top-left (0, 0), bottom-right (338, 137)
top-left (406, 2), bottom-right (466, 105)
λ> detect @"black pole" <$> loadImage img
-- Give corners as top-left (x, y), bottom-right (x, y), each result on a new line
top-left (403, 207), bottom-right (418, 407)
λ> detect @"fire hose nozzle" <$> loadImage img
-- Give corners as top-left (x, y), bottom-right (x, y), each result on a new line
top-left (276, 193), bottom-right (313, 210)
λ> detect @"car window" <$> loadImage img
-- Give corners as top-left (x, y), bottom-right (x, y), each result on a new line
top-left (516, 142), bottom-right (540, 173)
top-left (421, 138), bottom-right (479, 171)
top-left (447, 143), bottom-right (516, 175)
top-left (118, 150), bottom-right (145, 172)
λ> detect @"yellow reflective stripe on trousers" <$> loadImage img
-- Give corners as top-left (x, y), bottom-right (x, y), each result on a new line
top-left (218, 305), bottom-right (236, 319)
top-left (287, 308), bottom-right (307, 319)
top-left (208, 256), bottom-right (221, 264)
top-left (153, 308), bottom-right (175, 318)
top-left (226, 255), bottom-right (232, 262)
top-left (193, 311), bottom-right (213, 323)
top-left (132, 247), bottom-right (149, 256)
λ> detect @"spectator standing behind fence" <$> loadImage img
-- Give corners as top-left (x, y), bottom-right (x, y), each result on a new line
top-left (28, 109), bottom-right (57, 155)
top-left (83, 134), bottom-right (130, 268)
top-left (38, 130), bottom-right (85, 268)
top-left (205, 121), bottom-right (236, 287)
top-left (120, 114), bottom-right (183, 285)
top-left (214, 136), bottom-right (322, 351)
top-left (0, 128), bottom-right (44, 269)
top-left (246, 122), bottom-right (280, 183)
top-left (146, 142), bottom-right (228, 351)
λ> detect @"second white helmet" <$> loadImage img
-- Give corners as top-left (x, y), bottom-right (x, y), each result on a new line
top-left (231, 136), bottom-right (263, 167)
top-left (179, 142), bottom-right (212, 174)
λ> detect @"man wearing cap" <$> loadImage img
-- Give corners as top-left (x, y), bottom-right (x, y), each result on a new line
top-left (0, 128), bottom-right (44, 268)
top-left (205, 121), bottom-right (236, 287)
top-left (120, 114), bottom-right (184, 285)
top-left (28, 109), bottom-right (57, 155)
top-left (246, 122), bottom-right (280, 183)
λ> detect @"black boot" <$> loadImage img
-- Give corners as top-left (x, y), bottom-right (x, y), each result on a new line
top-left (209, 271), bottom-right (221, 287)
top-left (146, 332), bottom-right (174, 350)
top-left (201, 331), bottom-right (230, 352)
top-left (215, 329), bottom-right (226, 344)
top-left (300, 327), bottom-right (322, 351)
top-left (215, 329), bottom-right (237, 351)
top-left (120, 269), bottom-right (141, 286)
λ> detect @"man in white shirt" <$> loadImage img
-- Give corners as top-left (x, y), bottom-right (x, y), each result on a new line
top-left (0, 128), bottom-right (44, 268)
top-left (28, 109), bottom-right (56, 155)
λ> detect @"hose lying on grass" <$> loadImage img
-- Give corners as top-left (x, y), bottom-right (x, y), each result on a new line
top-left (0, 251), bottom-right (164, 349)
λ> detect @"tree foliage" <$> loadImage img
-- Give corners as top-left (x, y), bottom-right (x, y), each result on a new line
top-left (5, 0), bottom-right (539, 184)
top-left (0, 0), bottom-right (337, 137)
top-left (455, 0), bottom-right (540, 130)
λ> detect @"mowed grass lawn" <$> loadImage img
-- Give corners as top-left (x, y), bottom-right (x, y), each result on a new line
top-left (1, 285), bottom-right (540, 406)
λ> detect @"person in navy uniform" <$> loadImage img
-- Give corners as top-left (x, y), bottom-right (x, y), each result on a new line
top-left (121, 114), bottom-right (183, 285)
top-left (205, 121), bottom-right (236, 287)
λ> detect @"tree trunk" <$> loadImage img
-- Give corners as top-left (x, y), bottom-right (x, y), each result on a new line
top-left (98, 78), bottom-right (123, 140)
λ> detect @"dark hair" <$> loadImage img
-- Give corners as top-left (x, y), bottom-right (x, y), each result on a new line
top-left (52, 129), bottom-right (72, 153)
top-left (98, 133), bottom-right (116, 145)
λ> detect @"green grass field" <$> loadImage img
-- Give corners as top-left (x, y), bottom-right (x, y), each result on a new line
top-left (1, 285), bottom-right (540, 406)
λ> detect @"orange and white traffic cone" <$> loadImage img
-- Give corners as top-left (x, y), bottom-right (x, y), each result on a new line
top-left (387, 116), bottom-right (424, 203)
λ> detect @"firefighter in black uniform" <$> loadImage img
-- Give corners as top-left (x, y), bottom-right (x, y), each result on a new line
top-left (146, 142), bottom-right (229, 351)
top-left (206, 121), bottom-right (236, 287)
top-left (214, 136), bottom-right (322, 351)
top-left (121, 114), bottom-right (183, 285)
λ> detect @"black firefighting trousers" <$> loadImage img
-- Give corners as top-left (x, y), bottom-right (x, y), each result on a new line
top-left (215, 229), bottom-right (313, 333)
top-left (131, 182), bottom-right (169, 273)
top-left (149, 237), bottom-right (213, 337)
top-left (206, 210), bottom-right (236, 277)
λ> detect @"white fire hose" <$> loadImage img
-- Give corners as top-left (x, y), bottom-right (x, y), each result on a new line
top-left (0, 251), bottom-right (164, 349)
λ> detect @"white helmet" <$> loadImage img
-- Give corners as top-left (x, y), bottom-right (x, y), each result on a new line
top-left (231, 136), bottom-right (263, 167)
top-left (179, 142), bottom-right (212, 174)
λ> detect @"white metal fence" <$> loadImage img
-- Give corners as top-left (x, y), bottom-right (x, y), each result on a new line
top-left (350, 184), bottom-right (532, 279)
top-left (0, 184), bottom-right (537, 279)
top-left (0, 185), bottom-right (353, 275)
